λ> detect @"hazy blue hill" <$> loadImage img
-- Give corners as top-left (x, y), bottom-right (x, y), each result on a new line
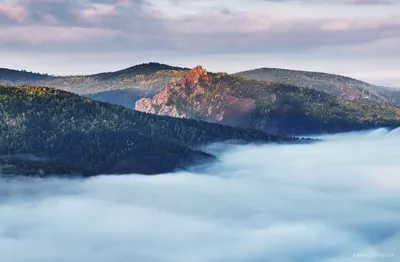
top-left (0, 68), bottom-right (53, 83)
top-left (0, 63), bottom-right (188, 96)
top-left (0, 84), bottom-right (294, 177)
top-left (86, 89), bottom-right (152, 108)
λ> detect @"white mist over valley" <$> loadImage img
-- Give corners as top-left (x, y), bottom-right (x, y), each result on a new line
top-left (1, 129), bottom-right (399, 262)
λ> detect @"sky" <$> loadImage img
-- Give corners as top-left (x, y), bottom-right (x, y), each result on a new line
top-left (1, 128), bottom-right (400, 262)
top-left (0, 0), bottom-right (399, 87)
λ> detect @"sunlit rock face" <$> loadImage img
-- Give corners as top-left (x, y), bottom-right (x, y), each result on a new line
top-left (135, 65), bottom-right (256, 125)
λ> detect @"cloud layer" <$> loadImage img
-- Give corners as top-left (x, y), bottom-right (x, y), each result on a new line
top-left (0, 128), bottom-right (399, 262)
top-left (0, 0), bottom-right (399, 86)
top-left (1, 0), bottom-right (399, 51)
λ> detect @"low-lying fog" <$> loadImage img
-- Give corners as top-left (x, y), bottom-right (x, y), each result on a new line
top-left (1, 129), bottom-right (399, 262)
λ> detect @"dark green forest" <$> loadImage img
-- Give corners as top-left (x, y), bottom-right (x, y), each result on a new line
top-left (0, 85), bottom-right (295, 177)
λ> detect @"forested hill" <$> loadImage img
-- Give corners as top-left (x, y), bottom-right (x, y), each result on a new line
top-left (0, 84), bottom-right (295, 177)
top-left (92, 62), bottom-right (188, 80)
top-left (0, 63), bottom-right (188, 96)
top-left (0, 68), bottom-right (52, 83)
top-left (236, 67), bottom-right (400, 106)
top-left (37, 63), bottom-right (189, 95)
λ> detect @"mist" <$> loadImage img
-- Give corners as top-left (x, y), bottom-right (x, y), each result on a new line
top-left (0, 129), bottom-right (399, 262)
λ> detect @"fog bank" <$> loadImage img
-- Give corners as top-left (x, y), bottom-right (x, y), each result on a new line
top-left (0, 128), bottom-right (399, 262)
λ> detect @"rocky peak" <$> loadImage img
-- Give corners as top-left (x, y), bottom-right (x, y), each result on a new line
top-left (135, 65), bottom-right (256, 126)
top-left (178, 65), bottom-right (211, 86)
top-left (192, 65), bottom-right (207, 73)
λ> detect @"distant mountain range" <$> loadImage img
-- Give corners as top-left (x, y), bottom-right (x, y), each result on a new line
top-left (0, 84), bottom-right (294, 177)
top-left (2, 62), bottom-right (399, 107)
top-left (1, 62), bottom-right (399, 136)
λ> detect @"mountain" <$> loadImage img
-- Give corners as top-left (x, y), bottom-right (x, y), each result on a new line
top-left (4, 63), bottom-right (398, 109)
top-left (136, 66), bottom-right (400, 135)
top-left (0, 68), bottom-right (52, 83)
top-left (236, 68), bottom-right (400, 106)
top-left (0, 84), bottom-right (295, 177)
top-left (0, 63), bottom-right (189, 108)
top-left (93, 62), bottom-right (188, 80)
top-left (35, 62), bottom-right (189, 95)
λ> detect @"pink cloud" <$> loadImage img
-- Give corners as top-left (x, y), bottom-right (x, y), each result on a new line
top-left (1, 0), bottom-right (399, 58)
top-left (0, 26), bottom-right (118, 45)
top-left (168, 11), bottom-right (400, 37)
top-left (0, 2), bottom-right (29, 22)
top-left (79, 5), bottom-right (118, 23)
top-left (321, 17), bottom-right (400, 31)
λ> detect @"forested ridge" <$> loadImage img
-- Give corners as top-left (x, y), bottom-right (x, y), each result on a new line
top-left (228, 75), bottom-right (400, 134)
top-left (0, 84), bottom-right (295, 176)
top-left (236, 68), bottom-right (400, 106)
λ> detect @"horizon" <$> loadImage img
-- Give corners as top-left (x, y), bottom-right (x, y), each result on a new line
top-left (1, 61), bottom-right (399, 88)
top-left (1, 0), bottom-right (399, 87)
